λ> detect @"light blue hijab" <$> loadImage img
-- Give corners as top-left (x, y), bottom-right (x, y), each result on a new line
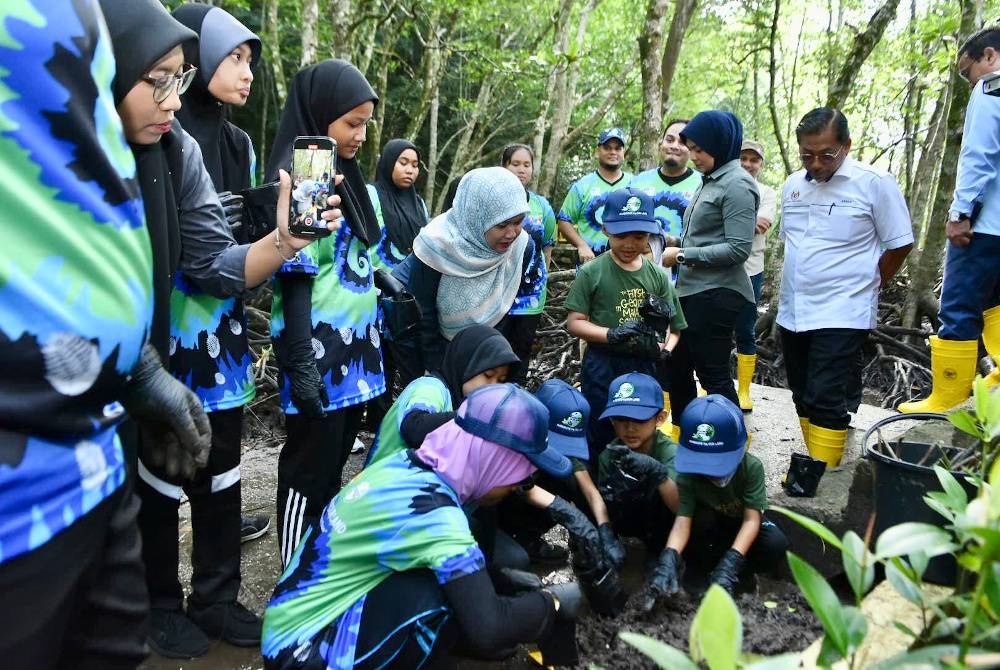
top-left (413, 167), bottom-right (529, 339)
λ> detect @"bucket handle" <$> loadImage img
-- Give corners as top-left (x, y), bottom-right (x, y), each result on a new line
top-left (862, 412), bottom-right (949, 460)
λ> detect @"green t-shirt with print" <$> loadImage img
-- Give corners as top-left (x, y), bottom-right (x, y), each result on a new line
top-left (676, 453), bottom-right (767, 519)
top-left (564, 253), bottom-right (687, 331)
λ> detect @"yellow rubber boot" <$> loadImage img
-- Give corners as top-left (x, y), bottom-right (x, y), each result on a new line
top-left (898, 336), bottom-right (978, 413)
top-left (736, 353), bottom-right (756, 411)
top-left (658, 392), bottom-right (674, 436)
top-left (798, 417), bottom-right (810, 452)
top-left (808, 424), bottom-right (847, 467)
top-left (982, 306), bottom-right (1000, 386)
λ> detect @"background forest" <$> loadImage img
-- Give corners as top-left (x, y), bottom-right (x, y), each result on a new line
top-left (164, 0), bottom-right (995, 402)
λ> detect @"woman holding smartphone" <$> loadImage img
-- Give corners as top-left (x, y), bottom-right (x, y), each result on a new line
top-left (265, 60), bottom-right (384, 567)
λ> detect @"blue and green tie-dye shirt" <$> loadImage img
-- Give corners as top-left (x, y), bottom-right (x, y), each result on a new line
top-left (558, 171), bottom-right (633, 255)
top-left (271, 225), bottom-right (385, 412)
top-left (0, 0), bottom-right (150, 563)
top-left (365, 183), bottom-right (429, 273)
top-left (510, 191), bottom-right (557, 315)
top-left (262, 449), bottom-right (484, 665)
top-left (365, 375), bottom-right (451, 467)
top-left (630, 167), bottom-right (701, 239)
top-left (168, 138), bottom-right (257, 412)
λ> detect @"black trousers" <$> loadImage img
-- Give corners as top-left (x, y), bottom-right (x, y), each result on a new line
top-left (609, 493), bottom-right (676, 554)
top-left (136, 407), bottom-right (243, 610)
top-left (495, 313), bottom-right (542, 387)
top-left (581, 347), bottom-right (658, 462)
top-left (0, 482), bottom-right (149, 670)
top-left (779, 327), bottom-right (868, 430)
top-left (669, 288), bottom-right (748, 420)
top-left (277, 405), bottom-right (364, 567)
top-left (684, 511), bottom-right (788, 576)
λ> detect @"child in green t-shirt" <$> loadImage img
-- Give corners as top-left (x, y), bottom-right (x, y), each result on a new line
top-left (565, 188), bottom-right (687, 460)
top-left (642, 395), bottom-right (789, 612)
top-left (596, 373), bottom-right (679, 559)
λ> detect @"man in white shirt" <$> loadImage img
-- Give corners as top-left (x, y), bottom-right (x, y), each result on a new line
top-left (734, 140), bottom-right (777, 412)
top-left (778, 108), bottom-right (913, 466)
top-left (899, 27), bottom-right (1000, 413)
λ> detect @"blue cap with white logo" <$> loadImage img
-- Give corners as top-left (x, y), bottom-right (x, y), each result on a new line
top-left (602, 187), bottom-right (660, 236)
top-left (535, 379), bottom-right (590, 461)
top-left (675, 395), bottom-right (748, 477)
top-left (599, 372), bottom-right (664, 422)
top-left (598, 127), bottom-right (627, 147)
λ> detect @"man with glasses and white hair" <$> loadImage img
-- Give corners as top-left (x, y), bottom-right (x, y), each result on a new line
top-left (776, 107), bottom-right (912, 469)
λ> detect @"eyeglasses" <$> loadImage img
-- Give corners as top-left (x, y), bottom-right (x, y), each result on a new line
top-left (799, 145), bottom-right (845, 166)
top-left (514, 473), bottom-right (539, 493)
top-left (141, 64), bottom-right (197, 104)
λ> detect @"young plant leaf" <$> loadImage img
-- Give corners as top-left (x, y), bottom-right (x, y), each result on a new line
top-left (949, 409), bottom-right (981, 440)
top-left (742, 652), bottom-right (802, 670)
top-left (689, 585), bottom-right (741, 670)
top-left (771, 506), bottom-right (843, 550)
top-left (787, 552), bottom-right (850, 661)
top-left (885, 558), bottom-right (923, 606)
top-left (842, 531), bottom-right (875, 601)
top-left (874, 522), bottom-right (957, 560)
top-left (618, 632), bottom-right (699, 670)
top-left (933, 465), bottom-right (969, 508)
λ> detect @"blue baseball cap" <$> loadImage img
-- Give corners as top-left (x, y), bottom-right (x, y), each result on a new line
top-left (456, 384), bottom-right (573, 478)
top-left (535, 379), bottom-right (590, 461)
top-left (602, 187), bottom-right (660, 236)
top-left (599, 373), bottom-right (664, 421)
top-left (675, 395), bottom-right (748, 477)
top-left (598, 127), bottom-right (627, 147)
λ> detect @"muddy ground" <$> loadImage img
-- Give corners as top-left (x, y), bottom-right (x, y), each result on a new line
top-left (139, 381), bottom-right (891, 669)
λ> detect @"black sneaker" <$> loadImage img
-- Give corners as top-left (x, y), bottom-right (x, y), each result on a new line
top-left (524, 538), bottom-right (569, 566)
top-left (148, 608), bottom-right (210, 659)
top-left (187, 600), bottom-right (262, 647)
top-left (240, 513), bottom-right (270, 544)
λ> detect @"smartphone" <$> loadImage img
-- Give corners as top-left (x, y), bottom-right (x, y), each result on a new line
top-left (288, 136), bottom-right (336, 238)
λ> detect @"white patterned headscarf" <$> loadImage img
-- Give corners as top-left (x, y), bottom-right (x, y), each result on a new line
top-left (413, 167), bottom-right (530, 339)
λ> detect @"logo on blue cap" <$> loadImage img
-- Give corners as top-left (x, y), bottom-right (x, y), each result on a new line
top-left (614, 382), bottom-right (637, 401)
top-left (691, 423), bottom-right (717, 443)
top-left (560, 411), bottom-right (584, 429)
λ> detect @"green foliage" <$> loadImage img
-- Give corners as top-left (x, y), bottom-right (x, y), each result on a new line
top-left (615, 586), bottom-right (801, 670)
top-left (774, 380), bottom-right (1000, 668)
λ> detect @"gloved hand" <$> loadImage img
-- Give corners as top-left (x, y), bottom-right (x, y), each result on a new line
top-left (217, 191), bottom-right (244, 234)
top-left (545, 582), bottom-right (583, 621)
top-left (607, 444), bottom-right (672, 491)
top-left (606, 321), bottom-right (644, 345)
top-left (121, 344), bottom-right (211, 478)
top-left (141, 426), bottom-right (204, 479)
top-left (548, 496), bottom-right (601, 553)
top-left (488, 566), bottom-right (542, 596)
top-left (597, 523), bottom-right (626, 571)
top-left (638, 547), bottom-right (682, 614)
top-left (284, 341), bottom-right (328, 418)
top-left (709, 548), bottom-right (746, 595)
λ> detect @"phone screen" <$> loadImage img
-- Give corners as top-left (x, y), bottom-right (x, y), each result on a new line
top-left (290, 138), bottom-right (335, 237)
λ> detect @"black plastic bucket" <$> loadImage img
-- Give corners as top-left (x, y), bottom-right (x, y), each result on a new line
top-left (863, 413), bottom-right (977, 585)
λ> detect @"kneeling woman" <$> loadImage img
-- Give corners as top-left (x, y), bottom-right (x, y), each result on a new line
top-left (262, 384), bottom-right (574, 668)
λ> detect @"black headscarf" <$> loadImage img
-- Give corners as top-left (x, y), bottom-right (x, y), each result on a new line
top-left (173, 3), bottom-right (261, 192)
top-left (434, 325), bottom-right (520, 406)
top-left (680, 110), bottom-right (744, 168)
top-left (101, 0), bottom-right (196, 359)
top-left (373, 139), bottom-right (427, 254)
top-left (265, 59), bottom-right (380, 246)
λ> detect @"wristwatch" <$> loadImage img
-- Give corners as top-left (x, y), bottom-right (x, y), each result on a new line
top-left (949, 210), bottom-right (968, 222)
top-left (675, 251), bottom-right (686, 265)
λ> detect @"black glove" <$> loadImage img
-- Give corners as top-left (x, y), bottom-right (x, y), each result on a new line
top-left (606, 321), bottom-right (644, 345)
top-left (546, 582), bottom-right (583, 621)
top-left (488, 566), bottom-right (542, 596)
top-left (597, 523), bottom-right (626, 571)
top-left (121, 344), bottom-right (211, 478)
top-left (639, 292), bottom-right (674, 335)
top-left (639, 547), bottom-right (682, 614)
top-left (141, 426), bottom-right (203, 480)
top-left (710, 548), bottom-right (746, 595)
top-left (285, 341), bottom-right (328, 418)
top-left (606, 444), bottom-right (672, 492)
top-left (548, 496), bottom-right (601, 554)
top-left (217, 191), bottom-right (244, 234)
